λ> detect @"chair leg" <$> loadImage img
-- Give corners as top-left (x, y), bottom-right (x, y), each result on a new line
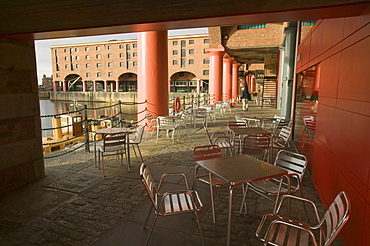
top-left (193, 210), bottom-right (205, 246)
top-left (239, 183), bottom-right (249, 214)
top-left (146, 212), bottom-right (159, 246)
top-left (136, 145), bottom-right (144, 162)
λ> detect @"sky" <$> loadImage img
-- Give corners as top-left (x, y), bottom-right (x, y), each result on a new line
top-left (34, 28), bottom-right (208, 84)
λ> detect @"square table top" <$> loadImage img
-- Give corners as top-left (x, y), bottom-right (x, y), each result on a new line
top-left (196, 155), bottom-right (287, 186)
top-left (228, 126), bottom-right (270, 135)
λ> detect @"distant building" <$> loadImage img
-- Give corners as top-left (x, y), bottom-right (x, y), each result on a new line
top-left (38, 74), bottom-right (53, 91)
top-left (51, 34), bottom-right (210, 92)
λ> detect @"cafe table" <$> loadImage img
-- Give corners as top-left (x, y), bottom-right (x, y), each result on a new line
top-left (94, 127), bottom-right (136, 171)
top-left (228, 126), bottom-right (271, 154)
top-left (195, 155), bottom-right (287, 246)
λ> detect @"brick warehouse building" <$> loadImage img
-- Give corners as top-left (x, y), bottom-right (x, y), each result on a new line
top-left (0, 1), bottom-right (369, 245)
top-left (51, 34), bottom-right (211, 93)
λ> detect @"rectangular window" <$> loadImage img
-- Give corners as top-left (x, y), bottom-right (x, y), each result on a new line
top-left (75, 48), bottom-right (79, 52)
top-left (97, 63), bottom-right (101, 68)
top-left (181, 40), bottom-right (186, 47)
top-left (65, 56), bottom-right (69, 61)
top-left (189, 49), bottom-right (194, 55)
top-left (181, 49), bottom-right (186, 57)
top-left (107, 45), bottom-right (113, 50)
top-left (133, 61), bottom-right (138, 67)
top-left (301, 20), bottom-right (317, 26)
top-left (85, 47), bottom-right (90, 51)
top-left (96, 54), bottom-right (101, 59)
top-left (108, 62), bottom-right (113, 67)
top-left (189, 40), bottom-right (194, 44)
top-left (97, 72), bottom-right (102, 77)
top-left (108, 72), bottom-right (113, 77)
top-left (127, 61), bottom-right (131, 69)
top-left (173, 41), bottom-right (178, 46)
top-left (173, 50), bottom-right (178, 55)
top-left (237, 24), bottom-right (266, 29)
top-left (96, 46), bottom-right (101, 51)
top-left (133, 52), bottom-right (137, 57)
top-left (203, 59), bottom-right (210, 64)
top-left (56, 73), bottom-right (60, 78)
top-left (203, 70), bottom-right (209, 75)
top-left (76, 64), bottom-right (80, 68)
top-left (126, 52), bottom-right (131, 59)
top-left (120, 53), bottom-right (124, 58)
top-left (65, 64), bottom-right (69, 69)
top-left (56, 64), bottom-right (59, 71)
top-left (173, 60), bottom-right (178, 65)
top-left (189, 59), bottom-right (194, 65)
top-left (133, 43), bottom-right (137, 48)
top-left (120, 62), bottom-right (124, 67)
top-left (126, 44), bottom-right (131, 50)
top-left (119, 45), bottom-right (124, 49)
top-left (204, 39), bottom-right (209, 44)
top-left (181, 58), bottom-right (186, 68)
top-left (86, 73), bottom-right (90, 78)
top-left (64, 49), bottom-right (68, 52)
top-left (108, 54), bottom-right (113, 58)
top-left (75, 56), bottom-right (79, 60)
top-left (86, 63), bottom-right (90, 68)
top-left (86, 55), bottom-right (90, 60)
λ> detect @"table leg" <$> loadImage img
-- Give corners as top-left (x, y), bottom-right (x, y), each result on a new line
top-left (94, 134), bottom-right (97, 168)
top-left (126, 133), bottom-right (131, 172)
top-left (227, 185), bottom-right (234, 246)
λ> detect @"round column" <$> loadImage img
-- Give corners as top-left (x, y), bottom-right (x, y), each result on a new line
top-left (53, 81), bottom-right (57, 91)
top-left (206, 45), bottom-right (225, 104)
top-left (93, 80), bottom-right (97, 92)
top-left (104, 80), bottom-right (108, 92)
top-left (232, 62), bottom-right (240, 103)
top-left (196, 78), bottom-right (201, 94)
top-left (138, 31), bottom-right (168, 121)
top-left (223, 56), bottom-right (234, 101)
top-left (116, 80), bottom-right (120, 92)
top-left (82, 80), bottom-right (86, 92)
top-left (63, 80), bottom-right (67, 92)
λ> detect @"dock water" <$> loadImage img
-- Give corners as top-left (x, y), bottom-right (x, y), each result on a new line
top-left (0, 102), bottom-right (341, 246)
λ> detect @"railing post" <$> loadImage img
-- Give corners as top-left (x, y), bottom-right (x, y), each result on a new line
top-left (84, 105), bottom-right (90, 152)
top-left (118, 100), bottom-right (123, 127)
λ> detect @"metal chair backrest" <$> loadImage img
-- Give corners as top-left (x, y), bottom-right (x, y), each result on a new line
top-left (157, 116), bottom-right (176, 128)
top-left (274, 150), bottom-right (307, 186)
top-left (102, 133), bottom-right (126, 151)
top-left (320, 191), bottom-right (351, 246)
top-left (241, 133), bottom-right (271, 157)
top-left (132, 124), bottom-right (146, 143)
top-left (193, 145), bottom-right (222, 161)
top-left (140, 163), bottom-right (158, 210)
top-left (273, 126), bottom-right (292, 148)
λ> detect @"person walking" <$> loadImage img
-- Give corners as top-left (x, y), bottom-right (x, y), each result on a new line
top-left (241, 87), bottom-right (251, 111)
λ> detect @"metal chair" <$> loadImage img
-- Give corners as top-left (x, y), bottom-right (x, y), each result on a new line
top-left (193, 108), bottom-right (208, 128)
top-left (241, 132), bottom-right (272, 162)
top-left (239, 150), bottom-right (307, 214)
top-left (129, 124), bottom-right (146, 162)
top-left (140, 163), bottom-right (204, 246)
top-left (145, 113), bottom-right (157, 139)
top-left (256, 191), bottom-right (350, 246)
top-left (204, 126), bottom-right (233, 156)
top-left (227, 121), bottom-right (248, 154)
top-left (98, 133), bottom-right (128, 176)
top-left (193, 145), bottom-right (228, 223)
top-left (271, 126), bottom-right (292, 160)
top-left (156, 116), bottom-right (178, 144)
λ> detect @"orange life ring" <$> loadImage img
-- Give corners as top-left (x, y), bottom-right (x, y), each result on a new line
top-left (174, 97), bottom-right (181, 113)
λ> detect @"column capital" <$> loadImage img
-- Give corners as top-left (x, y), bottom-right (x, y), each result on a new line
top-left (223, 56), bottom-right (234, 63)
top-left (206, 44), bottom-right (225, 55)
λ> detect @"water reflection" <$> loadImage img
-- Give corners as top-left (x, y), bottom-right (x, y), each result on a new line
top-left (40, 100), bottom-right (137, 137)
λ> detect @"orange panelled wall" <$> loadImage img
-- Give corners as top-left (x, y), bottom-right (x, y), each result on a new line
top-left (296, 15), bottom-right (370, 246)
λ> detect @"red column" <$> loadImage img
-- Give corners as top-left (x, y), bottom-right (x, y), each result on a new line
top-left (93, 80), bottom-right (97, 92)
top-left (104, 81), bottom-right (108, 92)
top-left (232, 62), bottom-right (240, 103)
top-left (116, 80), bottom-right (120, 92)
top-left (223, 56), bottom-right (234, 101)
top-left (251, 76), bottom-right (256, 92)
top-left (53, 81), bottom-right (57, 91)
top-left (82, 80), bottom-right (86, 92)
top-left (206, 45), bottom-right (225, 104)
top-left (196, 78), bottom-right (201, 93)
top-left (63, 80), bottom-right (67, 92)
top-left (138, 31), bottom-right (168, 121)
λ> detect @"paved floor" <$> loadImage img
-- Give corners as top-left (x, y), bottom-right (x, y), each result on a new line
top-left (0, 103), bottom-right (341, 246)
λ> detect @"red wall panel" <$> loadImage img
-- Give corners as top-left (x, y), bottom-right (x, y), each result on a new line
top-left (296, 15), bottom-right (370, 245)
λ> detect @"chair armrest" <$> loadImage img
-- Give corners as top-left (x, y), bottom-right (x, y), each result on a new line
top-left (276, 194), bottom-right (321, 223)
top-left (158, 172), bottom-right (190, 190)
